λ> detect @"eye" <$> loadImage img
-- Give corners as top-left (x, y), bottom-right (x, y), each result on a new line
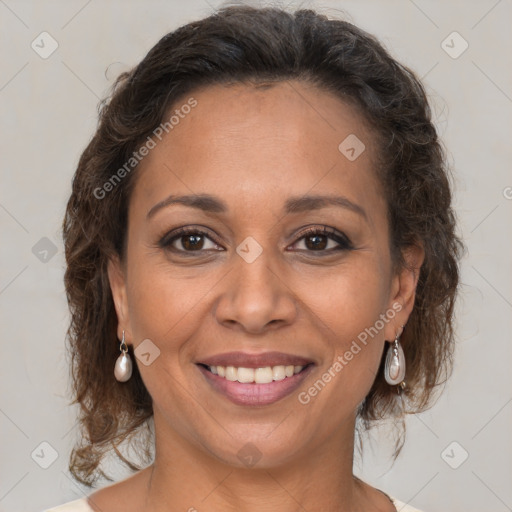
top-left (158, 225), bottom-right (353, 255)
top-left (159, 227), bottom-right (222, 253)
top-left (290, 226), bottom-right (353, 253)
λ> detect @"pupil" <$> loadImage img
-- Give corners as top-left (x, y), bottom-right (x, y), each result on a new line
top-left (306, 235), bottom-right (326, 250)
top-left (180, 234), bottom-right (329, 251)
top-left (184, 234), bottom-right (203, 250)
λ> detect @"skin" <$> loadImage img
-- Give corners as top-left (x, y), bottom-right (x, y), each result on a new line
top-left (90, 80), bottom-right (424, 512)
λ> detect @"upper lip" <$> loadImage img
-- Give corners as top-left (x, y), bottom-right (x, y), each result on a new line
top-left (198, 351), bottom-right (314, 368)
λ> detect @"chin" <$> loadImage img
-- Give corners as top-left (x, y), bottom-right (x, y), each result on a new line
top-left (204, 427), bottom-right (309, 470)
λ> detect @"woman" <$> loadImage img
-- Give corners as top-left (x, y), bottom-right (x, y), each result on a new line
top-left (46, 5), bottom-right (463, 511)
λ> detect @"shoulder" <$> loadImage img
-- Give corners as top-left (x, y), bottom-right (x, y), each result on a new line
top-left (43, 498), bottom-right (94, 512)
top-left (78, 466), bottom-right (153, 512)
top-left (390, 496), bottom-right (425, 512)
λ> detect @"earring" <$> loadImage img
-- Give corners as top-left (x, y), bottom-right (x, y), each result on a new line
top-left (114, 330), bottom-right (133, 382)
top-left (384, 326), bottom-right (406, 388)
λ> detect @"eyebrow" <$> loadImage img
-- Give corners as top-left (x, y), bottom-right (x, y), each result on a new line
top-left (146, 193), bottom-right (367, 221)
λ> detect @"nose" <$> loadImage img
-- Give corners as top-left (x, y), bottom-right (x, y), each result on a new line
top-left (213, 246), bottom-right (297, 334)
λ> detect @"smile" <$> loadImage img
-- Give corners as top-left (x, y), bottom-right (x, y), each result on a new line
top-left (196, 363), bottom-right (314, 406)
top-left (206, 364), bottom-right (305, 383)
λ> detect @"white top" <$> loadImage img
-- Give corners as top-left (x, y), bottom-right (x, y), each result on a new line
top-left (44, 496), bottom-right (424, 511)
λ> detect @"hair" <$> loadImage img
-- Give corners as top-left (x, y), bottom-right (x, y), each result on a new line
top-left (63, 4), bottom-right (464, 486)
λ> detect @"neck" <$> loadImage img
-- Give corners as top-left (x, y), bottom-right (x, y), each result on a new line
top-left (140, 408), bottom-right (365, 512)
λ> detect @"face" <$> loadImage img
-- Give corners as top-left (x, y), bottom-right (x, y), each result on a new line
top-left (108, 81), bottom-right (422, 468)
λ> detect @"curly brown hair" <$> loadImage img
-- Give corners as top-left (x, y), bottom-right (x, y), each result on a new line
top-left (62, 5), bottom-right (464, 486)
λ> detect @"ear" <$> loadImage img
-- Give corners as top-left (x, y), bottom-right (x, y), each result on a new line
top-left (107, 254), bottom-right (132, 344)
top-left (384, 243), bottom-right (425, 342)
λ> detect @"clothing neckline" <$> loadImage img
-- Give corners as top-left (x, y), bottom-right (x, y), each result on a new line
top-left (77, 481), bottom-right (397, 512)
top-left (353, 475), bottom-right (397, 511)
top-left (79, 492), bottom-right (397, 512)
top-left (376, 487), bottom-right (398, 511)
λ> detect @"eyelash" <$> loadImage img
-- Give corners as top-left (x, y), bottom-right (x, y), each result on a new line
top-left (158, 226), bottom-right (354, 256)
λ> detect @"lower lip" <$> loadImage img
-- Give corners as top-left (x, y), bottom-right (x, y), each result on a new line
top-left (197, 364), bottom-right (314, 406)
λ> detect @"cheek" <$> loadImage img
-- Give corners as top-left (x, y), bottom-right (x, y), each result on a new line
top-left (123, 255), bottom-right (208, 415)
top-left (308, 257), bottom-right (390, 394)
top-left (312, 256), bottom-right (390, 339)
top-left (124, 245), bottom-right (215, 345)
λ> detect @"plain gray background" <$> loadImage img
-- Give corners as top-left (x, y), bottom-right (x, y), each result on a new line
top-left (1, 1), bottom-right (511, 511)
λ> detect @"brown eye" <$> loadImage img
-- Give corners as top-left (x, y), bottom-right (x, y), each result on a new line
top-left (180, 233), bottom-right (205, 251)
top-left (292, 227), bottom-right (353, 253)
top-left (159, 228), bottom-right (222, 253)
top-left (304, 234), bottom-right (329, 250)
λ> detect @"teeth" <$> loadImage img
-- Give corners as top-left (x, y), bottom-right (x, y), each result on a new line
top-left (206, 364), bottom-right (305, 383)
top-left (225, 366), bottom-right (237, 381)
top-left (255, 367), bottom-right (273, 384)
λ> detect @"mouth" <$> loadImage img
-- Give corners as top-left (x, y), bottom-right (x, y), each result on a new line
top-left (196, 362), bottom-right (315, 406)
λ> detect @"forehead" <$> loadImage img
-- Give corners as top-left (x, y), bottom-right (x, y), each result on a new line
top-left (131, 80), bottom-right (383, 220)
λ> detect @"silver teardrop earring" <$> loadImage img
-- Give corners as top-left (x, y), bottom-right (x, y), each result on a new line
top-left (114, 330), bottom-right (133, 382)
top-left (384, 325), bottom-right (406, 389)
